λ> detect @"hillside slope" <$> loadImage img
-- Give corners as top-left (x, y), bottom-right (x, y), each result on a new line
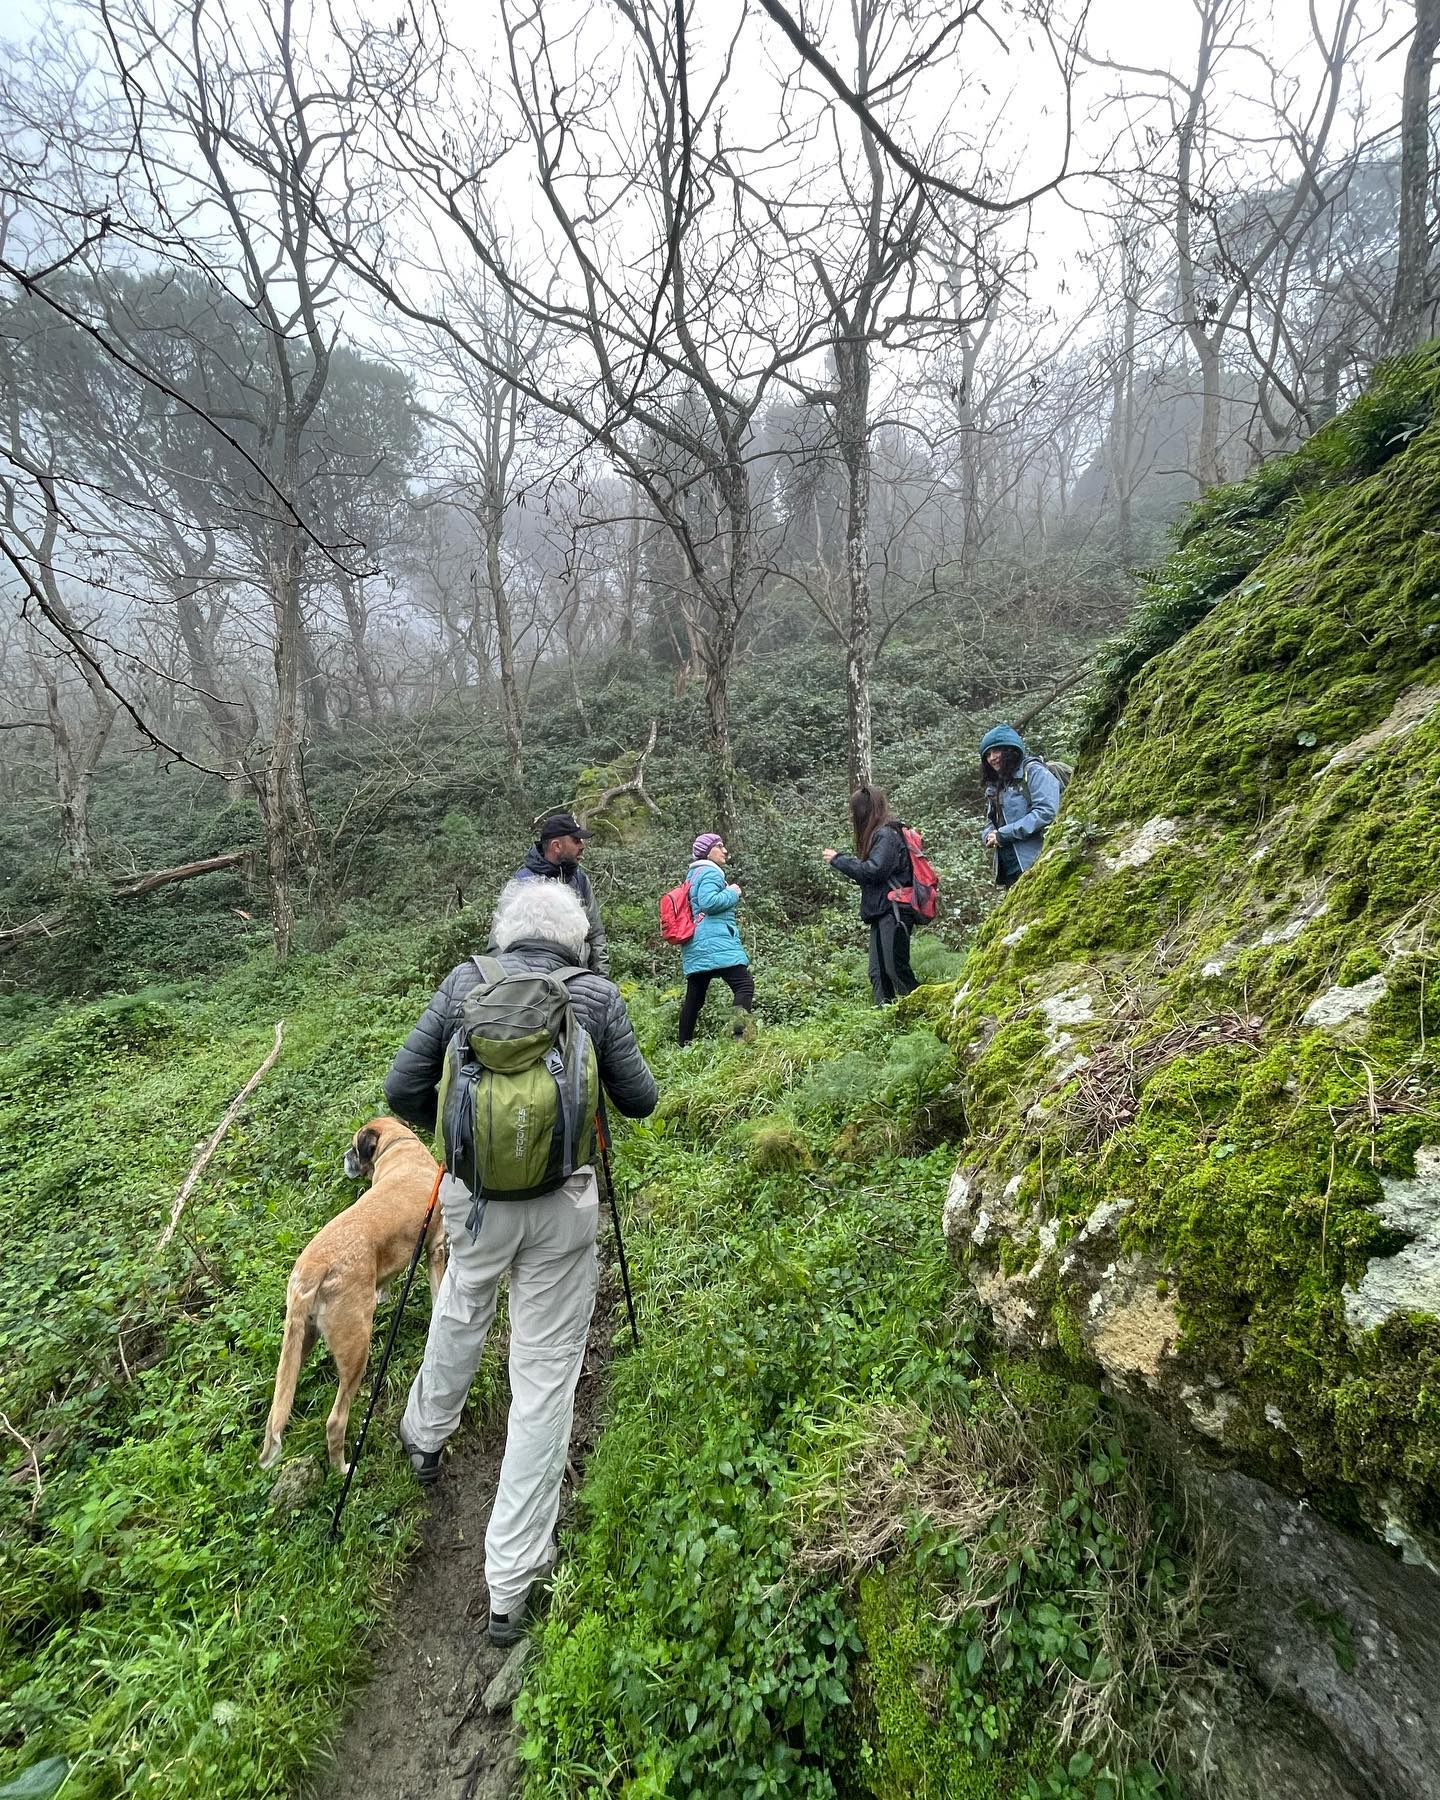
top-left (928, 348), bottom-right (1440, 1797)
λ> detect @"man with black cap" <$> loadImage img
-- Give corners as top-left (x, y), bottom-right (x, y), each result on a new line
top-left (506, 809), bottom-right (609, 975)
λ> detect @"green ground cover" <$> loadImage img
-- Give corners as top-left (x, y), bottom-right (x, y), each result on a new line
top-left (0, 925), bottom-right (473, 1796)
top-left (0, 912), bottom-right (1209, 1800)
top-left (518, 963), bottom-right (1212, 1800)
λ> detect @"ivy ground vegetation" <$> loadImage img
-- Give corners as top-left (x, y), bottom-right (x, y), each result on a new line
top-left (518, 969), bottom-right (1219, 1800)
top-left (0, 900), bottom-right (1218, 1799)
top-left (0, 622), bottom-right (1210, 1797)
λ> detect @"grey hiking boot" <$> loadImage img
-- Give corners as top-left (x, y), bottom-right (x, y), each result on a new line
top-left (731, 1006), bottom-right (756, 1044)
top-left (398, 1427), bottom-right (443, 1487)
top-left (486, 1603), bottom-right (528, 1648)
top-left (487, 1568), bottom-right (553, 1647)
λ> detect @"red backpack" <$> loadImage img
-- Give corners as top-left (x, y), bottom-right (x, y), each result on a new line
top-left (888, 824), bottom-right (940, 925)
top-left (659, 876), bottom-right (699, 945)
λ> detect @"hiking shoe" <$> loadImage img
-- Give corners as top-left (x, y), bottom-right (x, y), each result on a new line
top-left (397, 1428), bottom-right (443, 1487)
top-left (486, 1605), bottom-right (527, 1648)
top-left (487, 1572), bottom-right (552, 1647)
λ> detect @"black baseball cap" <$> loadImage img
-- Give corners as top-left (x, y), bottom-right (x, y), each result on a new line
top-left (533, 809), bottom-right (592, 843)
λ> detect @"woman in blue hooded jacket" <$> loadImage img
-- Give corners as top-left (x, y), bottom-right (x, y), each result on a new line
top-left (677, 832), bottom-right (755, 1046)
top-left (979, 723), bottom-right (1061, 887)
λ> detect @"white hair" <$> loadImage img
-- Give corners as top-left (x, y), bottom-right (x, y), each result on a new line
top-left (492, 876), bottom-right (589, 959)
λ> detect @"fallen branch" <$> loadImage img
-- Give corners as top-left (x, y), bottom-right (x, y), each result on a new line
top-left (0, 1410), bottom-right (43, 1516)
top-left (586, 719), bottom-right (662, 821)
top-left (1013, 658), bottom-right (1095, 733)
top-left (111, 852), bottom-right (248, 899)
top-left (157, 1020), bottom-right (285, 1251)
top-left (0, 850), bottom-right (248, 953)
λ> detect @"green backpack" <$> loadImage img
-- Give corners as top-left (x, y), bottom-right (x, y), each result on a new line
top-left (436, 955), bottom-right (600, 1236)
top-left (1022, 756), bottom-right (1073, 801)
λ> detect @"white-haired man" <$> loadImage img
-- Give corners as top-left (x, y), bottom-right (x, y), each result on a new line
top-left (383, 878), bottom-right (657, 1645)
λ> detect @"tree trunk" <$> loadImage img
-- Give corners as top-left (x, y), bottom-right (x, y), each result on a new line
top-left (336, 574), bottom-right (383, 716)
top-left (1388, 0), bottom-right (1440, 351)
top-left (176, 590), bottom-right (248, 764)
top-left (265, 549), bottom-right (303, 961)
top-left (837, 339), bottom-right (874, 792)
top-left (262, 486), bottom-right (325, 959)
top-left (1108, 283), bottom-right (1140, 564)
top-left (563, 562), bottom-right (590, 736)
top-left (1193, 335), bottom-right (1224, 491)
top-left (701, 625), bottom-right (739, 843)
top-left (299, 614), bottom-right (330, 735)
top-left (483, 499), bottom-right (524, 780)
top-left (620, 501), bottom-right (642, 653)
top-left (39, 665), bottom-right (117, 881)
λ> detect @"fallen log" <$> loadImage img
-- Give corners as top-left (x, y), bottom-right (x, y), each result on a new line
top-left (0, 850), bottom-right (248, 954)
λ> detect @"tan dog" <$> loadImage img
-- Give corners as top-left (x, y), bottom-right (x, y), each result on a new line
top-left (260, 1117), bottom-right (446, 1474)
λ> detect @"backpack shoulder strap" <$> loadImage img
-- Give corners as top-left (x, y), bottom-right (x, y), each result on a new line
top-left (551, 965), bottom-right (592, 986)
top-left (471, 954), bottom-right (507, 985)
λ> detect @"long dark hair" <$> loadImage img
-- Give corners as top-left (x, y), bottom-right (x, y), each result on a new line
top-left (850, 783), bottom-right (895, 859)
top-left (982, 745), bottom-right (1022, 794)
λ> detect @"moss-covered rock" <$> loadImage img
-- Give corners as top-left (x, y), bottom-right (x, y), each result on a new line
top-left (936, 346), bottom-right (1440, 1553)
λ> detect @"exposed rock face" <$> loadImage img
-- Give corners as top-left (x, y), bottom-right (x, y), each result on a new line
top-left (1177, 1465), bottom-right (1440, 1800)
top-left (1301, 973), bottom-right (1389, 1032)
top-left (1343, 1145), bottom-right (1440, 1333)
top-left (907, 351), bottom-right (1440, 1800)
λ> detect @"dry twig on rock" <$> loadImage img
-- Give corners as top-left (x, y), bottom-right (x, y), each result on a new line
top-left (586, 720), bottom-right (662, 822)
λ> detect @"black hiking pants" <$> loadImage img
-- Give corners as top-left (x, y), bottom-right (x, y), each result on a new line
top-left (678, 963), bottom-right (755, 1045)
top-left (868, 912), bottom-right (917, 1005)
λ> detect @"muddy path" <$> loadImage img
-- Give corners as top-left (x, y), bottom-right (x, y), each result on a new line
top-left (303, 1280), bottom-right (616, 1800)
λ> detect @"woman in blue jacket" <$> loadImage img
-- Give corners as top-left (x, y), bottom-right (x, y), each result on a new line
top-left (979, 724), bottom-right (1061, 888)
top-left (677, 832), bottom-right (755, 1046)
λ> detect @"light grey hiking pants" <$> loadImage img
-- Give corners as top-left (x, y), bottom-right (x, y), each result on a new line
top-left (401, 1168), bottom-right (599, 1616)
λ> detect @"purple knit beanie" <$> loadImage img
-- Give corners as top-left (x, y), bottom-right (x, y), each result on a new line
top-left (692, 832), bottom-right (724, 861)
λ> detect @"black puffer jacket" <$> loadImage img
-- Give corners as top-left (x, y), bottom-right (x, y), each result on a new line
top-left (384, 941), bottom-right (657, 1136)
top-left (829, 823), bottom-right (909, 923)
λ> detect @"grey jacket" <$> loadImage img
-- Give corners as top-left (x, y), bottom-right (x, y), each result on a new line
top-left (384, 941), bottom-right (656, 1136)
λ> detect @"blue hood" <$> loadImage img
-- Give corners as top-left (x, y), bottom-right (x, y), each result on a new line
top-left (979, 723), bottom-right (1027, 758)
top-left (980, 724), bottom-right (1027, 783)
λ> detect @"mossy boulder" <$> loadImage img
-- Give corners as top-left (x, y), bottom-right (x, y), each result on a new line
top-left (575, 747), bottom-right (659, 845)
top-left (932, 346), bottom-right (1440, 1556)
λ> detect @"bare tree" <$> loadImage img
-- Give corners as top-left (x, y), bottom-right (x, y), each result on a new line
top-left (88, 0), bottom-right (373, 955)
top-left (1388, 0), bottom-right (1440, 350)
top-left (1095, 0), bottom-right (1372, 489)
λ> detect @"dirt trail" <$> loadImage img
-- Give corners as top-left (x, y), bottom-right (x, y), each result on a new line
top-left (303, 1295), bottom-right (614, 1800)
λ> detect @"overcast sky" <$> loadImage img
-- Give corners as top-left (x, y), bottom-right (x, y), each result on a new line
top-left (2, 0), bottom-right (1408, 363)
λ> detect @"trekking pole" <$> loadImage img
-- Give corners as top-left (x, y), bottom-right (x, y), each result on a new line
top-left (593, 1106), bottom-right (639, 1350)
top-left (329, 1164), bottom-right (444, 1543)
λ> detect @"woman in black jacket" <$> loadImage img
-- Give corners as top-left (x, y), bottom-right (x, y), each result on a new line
top-left (823, 784), bottom-right (918, 1005)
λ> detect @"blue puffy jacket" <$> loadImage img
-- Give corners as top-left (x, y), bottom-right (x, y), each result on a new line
top-left (979, 723), bottom-right (1061, 875)
top-left (681, 860), bottom-right (749, 974)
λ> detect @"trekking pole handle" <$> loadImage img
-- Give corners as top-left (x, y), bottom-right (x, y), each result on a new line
top-left (328, 1163), bottom-right (444, 1543)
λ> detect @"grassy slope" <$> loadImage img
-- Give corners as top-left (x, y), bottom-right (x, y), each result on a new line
top-left (0, 904), bottom-right (1209, 1800)
top-left (0, 925), bottom-right (489, 1796)
top-left (518, 961), bottom-right (1207, 1800)
top-left (0, 625), bottom-right (1168, 1797)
